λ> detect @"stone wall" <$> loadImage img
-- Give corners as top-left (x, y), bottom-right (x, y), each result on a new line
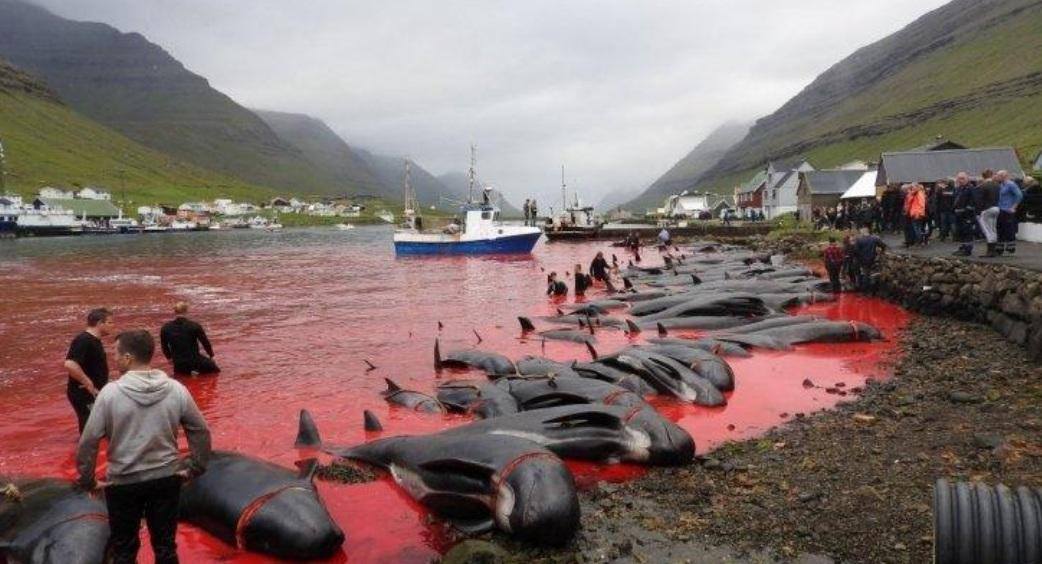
top-left (877, 253), bottom-right (1042, 361)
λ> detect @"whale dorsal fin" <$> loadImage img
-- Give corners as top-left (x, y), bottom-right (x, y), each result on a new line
top-left (518, 316), bottom-right (536, 332)
top-left (295, 409), bottom-right (322, 448)
top-left (657, 322), bottom-right (668, 337)
top-left (295, 458), bottom-right (319, 481)
top-left (363, 410), bottom-right (383, 432)
top-left (384, 378), bottom-right (402, 394)
top-left (626, 319), bottom-right (641, 335)
top-left (434, 339), bottom-right (443, 371)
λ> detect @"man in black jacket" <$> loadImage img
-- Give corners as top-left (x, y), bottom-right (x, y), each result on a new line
top-left (160, 303), bottom-right (219, 375)
top-left (951, 172), bottom-right (977, 256)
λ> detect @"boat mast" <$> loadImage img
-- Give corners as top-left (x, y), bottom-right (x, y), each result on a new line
top-left (468, 144), bottom-right (476, 204)
top-left (561, 165), bottom-right (566, 212)
top-left (0, 138), bottom-right (6, 193)
top-left (402, 158), bottom-right (415, 213)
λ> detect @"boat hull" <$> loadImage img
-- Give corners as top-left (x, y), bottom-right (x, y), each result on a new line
top-left (394, 231), bottom-right (541, 255)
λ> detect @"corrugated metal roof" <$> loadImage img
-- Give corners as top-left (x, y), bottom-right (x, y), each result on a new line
top-left (39, 197), bottom-right (120, 217)
top-left (771, 170), bottom-right (796, 190)
top-left (800, 170), bottom-right (866, 195)
top-left (878, 147), bottom-right (1025, 185)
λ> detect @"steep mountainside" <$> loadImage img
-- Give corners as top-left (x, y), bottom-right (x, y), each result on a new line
top-left (0, 57), bottom-right (273, 203)
top-left (624, 121), bottom-right (750, 210)
top-left (696, 0), bottom-right (1042, 191)
top-left (436, 171), bottom-right (522, 216)
top-left (254, 109), bottom-right (383, 195)
top-left (354, 149), bottom-right (456, 209)
top-left (0, 0), bottom-right (340, 195)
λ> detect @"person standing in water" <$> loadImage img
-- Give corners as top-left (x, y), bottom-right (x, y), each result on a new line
top-left (574, 264), bottom-right (592, 297)
top-left (546, 272), bottom-right (568, 296)
top-left (160, 302), bottom-right (219, 375)
top-left (77, 329), bottom-right (211, 564)
top-left (589, 251), bottom-right (609, 282)
top-left (64, 308), bottom-right (115, 433)
top-left (823, 237), bottom-right (845, 293)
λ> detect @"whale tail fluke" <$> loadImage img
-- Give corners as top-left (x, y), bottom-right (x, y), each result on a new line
top-left (437, 321), bottom-right (444, 330)
top-left (473, 329), bottom-right (483, 344)
top-left (626, 319), bottom-right (641, 335)
top-left (519, 316), bottom-right (536, 332)
top-left (364, 359), bottom-right (377, 371)
top-left (295, 458), bottom-right (320, 481)
top-left (364, 410), bottom-right (383, 432)
top-left (295, 409), bottom-right (322, 448)
top-left (587, 317), bottom-right (595, 335)
top-left (657, 322), bottom-right (668, 337)
top-left (434, 339), bottom-right (443, 371)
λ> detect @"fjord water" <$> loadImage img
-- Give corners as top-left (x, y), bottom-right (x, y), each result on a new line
top-left (0, 227), bottom-right (909, 562)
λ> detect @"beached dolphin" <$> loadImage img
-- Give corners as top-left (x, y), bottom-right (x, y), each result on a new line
top-left (637, 295), bottom-right (771, 322)
top-left (382, 379), bottom-right (446, 414)
top-left (435, 339), bottom-right (517, 376)
top-left (178, 451), bottom-right (344, 560)
top-left (435, 379), bottom-right (520, 418)
top-left (571, 361), bottom-right (658, 395)
top-left (733, 320), bottom-right (883, 345)
top-left (717, 315), bottom-right (821, 334)
top-left (500, 376), bottom-right (649, 412)
top-left (597, 348), bottom-right (725, 407)
top-left (515, 356), bottom-right (585, 379)
top-left (637, 315), bottom-right (755, 331)
top-left (0, 476), bottom-right (109, 564)
top-left (641, 345), bottom-right (735, 391)
top-left (436, 404), bottom-right (694, 466)
top-left (611, 290), bottom-right (669, 303)
top-left (300, 413), bottom-right (580, 545)
top-left (644, 337), bottom-right (752, 358)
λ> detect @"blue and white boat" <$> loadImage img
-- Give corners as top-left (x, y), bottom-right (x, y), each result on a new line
top-left (393, 148), bottom-right (541, 256)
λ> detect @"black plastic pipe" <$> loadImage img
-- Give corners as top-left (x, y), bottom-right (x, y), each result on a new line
top-left (934, 478), bottom-right (1042, 563)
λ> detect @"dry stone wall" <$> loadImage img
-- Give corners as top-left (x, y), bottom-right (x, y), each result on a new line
top-left (877, 254), bottom-right (1042, 360)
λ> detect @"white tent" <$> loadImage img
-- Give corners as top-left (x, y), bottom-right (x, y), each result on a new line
top-left (840, 171), bottom-right (878, 200)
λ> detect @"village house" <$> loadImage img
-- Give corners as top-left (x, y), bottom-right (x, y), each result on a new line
top-left (796, 169), bottom-right (869, 220)
top-left (38, 187), bottom-right (74, 199)
top-left (839, 170), bottom-right (880, 202)
top-left (34, 196), bottom-right (119, 220)
top-left (875, 146), bottom-right (1025, 187)
top-left (76, 187), bottom-right (111, 200)
top-left (764, 158), bottom-right (815, 219)
top-left (735, 170), bottom-right (767, 217)
top-left (664, 191), bottom-right (712, 219)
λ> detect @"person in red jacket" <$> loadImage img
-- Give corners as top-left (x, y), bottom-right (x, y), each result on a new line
top-left (903, 184), bottom-right (927, 247)
top-left (823, 237), bottom-right (845, 293)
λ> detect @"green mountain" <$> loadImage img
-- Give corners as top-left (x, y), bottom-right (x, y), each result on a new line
top-left (354, 148), bottom-right (458, 210)
top-left (694, 0), bottom-right (1042, 192)
top-left (0, 57), bottom-right (273, 204)
top-left (623, 121), bottom-right (750, 210)
top-left (0, 0), bottom-right (340, 196)
top-left (254, 109), bottom-right (384, 196)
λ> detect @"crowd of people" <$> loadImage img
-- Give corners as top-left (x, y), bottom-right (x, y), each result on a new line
top-left (62, 303), bottom-right (218, 563)
top-left (810, 170), bottom-right (1038, 258)
top-left (547, 250), bottom-right (625, 298)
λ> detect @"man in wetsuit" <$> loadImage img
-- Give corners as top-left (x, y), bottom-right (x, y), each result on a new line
top-left (64, 308), bottom-right (115, 433)
top-left (160, 302), bottom-right (219, 375)
top-left (589, 251), bottom-right (609, 282)
top-left (852, 227), bottom-right (887, 292)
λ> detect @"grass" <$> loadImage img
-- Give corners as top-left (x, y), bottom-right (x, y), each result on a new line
top-left (0, 89), bottom-right (277, 206)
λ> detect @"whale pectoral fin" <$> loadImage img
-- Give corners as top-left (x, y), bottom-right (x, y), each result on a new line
top-left (296, 458), bottom-right (319, 481)
top-left (295, 409), bottom-right (322, 448)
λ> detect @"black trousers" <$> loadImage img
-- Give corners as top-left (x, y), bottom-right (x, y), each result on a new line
top-left (106, 475), bottom-right (182, 564)
top-left (172, 355), bottom-right (220, 375)
top-left (67, 387), bottom-right (93, 433)
top-left (825, 263), bottom-right (842, 293)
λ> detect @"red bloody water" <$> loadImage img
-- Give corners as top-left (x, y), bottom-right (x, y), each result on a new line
top-left (0, 229), bottom-right (910, 563)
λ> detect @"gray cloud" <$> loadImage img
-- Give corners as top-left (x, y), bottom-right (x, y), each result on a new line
top-left (35, 0), bottom-right (950, 208)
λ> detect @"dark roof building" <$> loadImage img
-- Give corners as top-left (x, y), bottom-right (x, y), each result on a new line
top-left (911, 139), bottom-right (968, 152)
top-left (36, 197), bottom-right (120, 218)
top-left (799, 170), bottom-right (867, 196)
top-left (875, 147), bottom-right (1025, 186)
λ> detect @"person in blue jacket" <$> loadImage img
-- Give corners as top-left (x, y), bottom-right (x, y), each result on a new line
top-left (995, 170), bottom-right (1024, 256)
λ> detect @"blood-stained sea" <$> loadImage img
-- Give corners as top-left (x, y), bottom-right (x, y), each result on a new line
top-left (0, 227), bottom-right (910, 562)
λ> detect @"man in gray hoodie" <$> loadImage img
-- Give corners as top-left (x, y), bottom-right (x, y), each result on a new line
top-left (77, 329), bottom-right (211, 564)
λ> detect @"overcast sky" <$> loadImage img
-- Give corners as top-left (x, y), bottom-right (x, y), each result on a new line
top-left (38, 0), bottom-right (949, 207)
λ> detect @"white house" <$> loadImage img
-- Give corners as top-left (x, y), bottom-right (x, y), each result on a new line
top-left (178, 202), bottom-right (211, 214)
top-left (77, 187), bottom-right (112, 200)
top-left (664, 191), bottom-right (712, 218)
top-left (39, 187), bottom-right (74, 199)
top-left (764, 158), bottom-right (815, 219)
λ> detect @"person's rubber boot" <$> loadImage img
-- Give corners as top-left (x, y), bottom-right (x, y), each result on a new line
top-left (981, 243), bottom-right (997, 258)
top-left (1007, 242), bottom-right (1016, 255)
top-left (952, 245), bottom-right (970, 257)
top-left (995, 243), bottom-right (1006, 256)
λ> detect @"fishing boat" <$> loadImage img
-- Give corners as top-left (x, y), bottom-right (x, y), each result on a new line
top-left (335, 223), bottom-right (355, 231)
top-left (544, 166), bottom-right (603, 241)
top-left (393, 147), bottom-right (541, 255)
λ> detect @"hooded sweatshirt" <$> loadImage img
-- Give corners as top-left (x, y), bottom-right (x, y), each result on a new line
top-left (77, 369), bottom-right (211, 488)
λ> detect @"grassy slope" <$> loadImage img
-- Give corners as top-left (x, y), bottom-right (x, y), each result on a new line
top-left (696, 0), bottom-right (1042, 193)
top-left (0, 88), bottom-right (275, 205)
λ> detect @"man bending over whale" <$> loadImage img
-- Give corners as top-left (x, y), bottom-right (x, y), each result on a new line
top-left (160, 302), bottom-right (219, 375)
top-left (77, 329), bottom-right (211, 564)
